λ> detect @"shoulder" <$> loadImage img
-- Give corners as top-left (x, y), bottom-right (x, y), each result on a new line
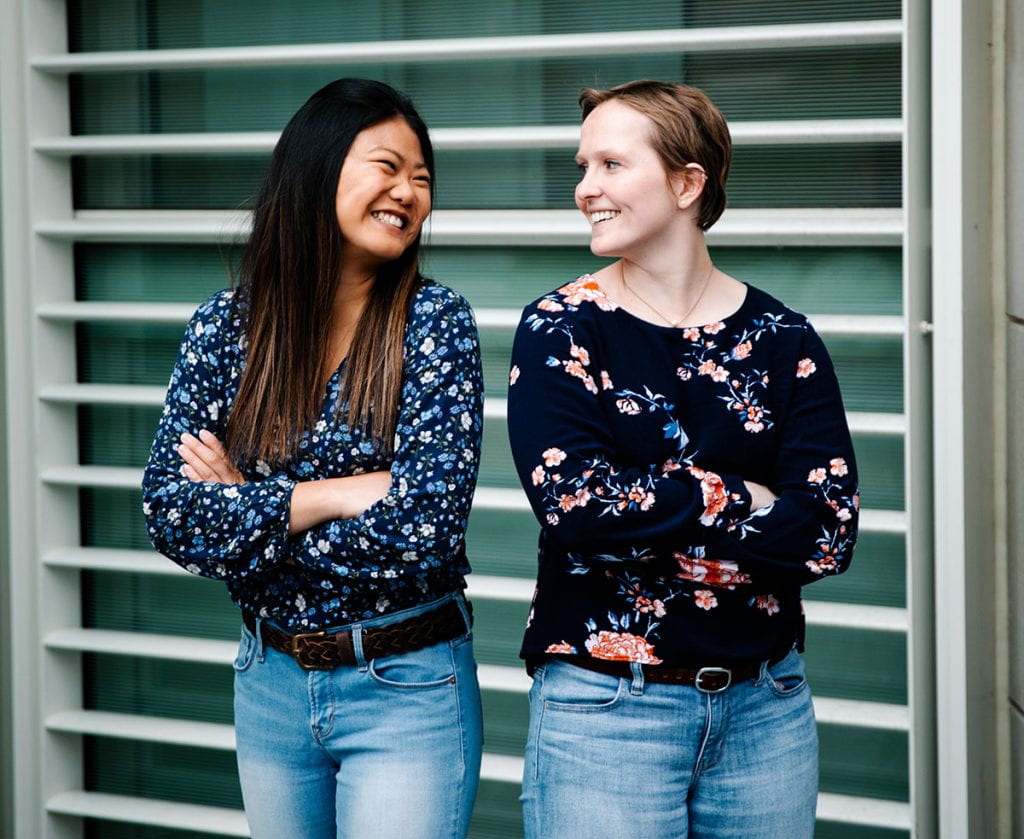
top-left (409, 279), bottom-right (476, 327)
top-left (405, 280), bottom-right (480, 355)
top-left (185, 288), bottom-right (242, 346)
top-left (518, 274), bottom-right (616, 333)
top-left (734, 283), bottom-right (817, 344)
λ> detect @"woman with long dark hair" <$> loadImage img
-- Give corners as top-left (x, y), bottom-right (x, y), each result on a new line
top-left (508, 80), bottom-right (859, 837)
top-left (143, 78), bottom-right (484, 838)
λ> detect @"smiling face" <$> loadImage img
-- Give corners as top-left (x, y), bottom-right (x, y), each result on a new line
top-left (574, 99), bottom-right (690, 259)
top-left (335, 116), bottom-right (432, 273)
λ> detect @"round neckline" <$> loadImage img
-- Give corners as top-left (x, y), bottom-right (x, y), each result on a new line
top-left (579, 273), bottom-right (753, 333)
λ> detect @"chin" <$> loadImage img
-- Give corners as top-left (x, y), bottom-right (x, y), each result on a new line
top-left (589, 238), bottom-right (621, 258)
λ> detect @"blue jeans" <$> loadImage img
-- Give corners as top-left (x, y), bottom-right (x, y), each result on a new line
top-left (233, 593), bottom-right (482, 839)
top-left (521, 647), bottom-right (818, 838)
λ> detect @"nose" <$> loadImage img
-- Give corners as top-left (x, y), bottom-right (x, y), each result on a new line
top-left (575, 168), bottom-right (600, 207)
top-left (389, 176), bottom-right (415, 205)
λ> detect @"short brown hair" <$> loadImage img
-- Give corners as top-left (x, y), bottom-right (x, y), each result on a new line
top-left (579, 80), bottom-right (731, 230)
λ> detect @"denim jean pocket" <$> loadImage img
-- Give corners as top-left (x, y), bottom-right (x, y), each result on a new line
top-left (540, 659), bottom-right (625, 713)
top-left (232, 624), bottom-right (257, 673)
top-left (368, 640), bottom-right (458, 690)
top-left (764, 648), bottom-right (809, 698)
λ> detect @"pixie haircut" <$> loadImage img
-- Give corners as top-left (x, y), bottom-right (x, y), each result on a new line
top-left (579, 80), bottom-right (731, 231)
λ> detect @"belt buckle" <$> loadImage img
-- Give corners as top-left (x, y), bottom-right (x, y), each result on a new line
top-left (290, 630), bottom-right (327, 671)
top-left (695, 666), bottom-right (732, 694)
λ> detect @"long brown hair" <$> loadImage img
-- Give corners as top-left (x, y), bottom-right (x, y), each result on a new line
top-left (226, 78), bottom-right (434, 465)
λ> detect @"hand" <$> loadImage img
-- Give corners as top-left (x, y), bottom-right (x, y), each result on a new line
top-left (743, 480), bottom-right (777, 512)
top-left (178, 430), bottom-right (245, 485)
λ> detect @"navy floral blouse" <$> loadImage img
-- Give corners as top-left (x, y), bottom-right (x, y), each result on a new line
top-left (508, 276), bottom-right (859, 666)
top-left (143, 281), bottom-right (484, 632)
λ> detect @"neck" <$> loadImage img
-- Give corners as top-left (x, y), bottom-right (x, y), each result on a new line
top-left (334, 262), bottom-right (377, 323)
top-left (621, 240), bottom-right (713, 295)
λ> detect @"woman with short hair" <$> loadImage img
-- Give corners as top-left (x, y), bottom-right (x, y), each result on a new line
top-left (508, 79), bottom-right (859, 838)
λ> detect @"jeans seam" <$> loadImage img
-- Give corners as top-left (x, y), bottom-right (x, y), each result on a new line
top-left (689, 693), bottom-right (714, 789)
top-left (451, 640), bottom-right (467, 839)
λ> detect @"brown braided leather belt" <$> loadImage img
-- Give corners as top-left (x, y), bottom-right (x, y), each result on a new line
top-left (243, 599), bottom-right (471, 671)
top-left (558, 649), bottom-right (786, 693)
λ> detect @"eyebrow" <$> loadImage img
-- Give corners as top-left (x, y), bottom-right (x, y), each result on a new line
top-left (368, 146), bottom-right (429, 170)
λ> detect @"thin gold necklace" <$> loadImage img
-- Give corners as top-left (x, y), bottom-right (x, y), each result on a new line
top-left (620, 261), bottom-right (716, 328)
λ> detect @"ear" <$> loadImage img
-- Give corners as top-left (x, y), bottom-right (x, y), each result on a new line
top-left (672, 163), bottom-right (708, 210)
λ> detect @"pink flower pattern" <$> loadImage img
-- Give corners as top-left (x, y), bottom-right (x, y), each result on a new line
top-left (511, 275), bottom-right (859, 664)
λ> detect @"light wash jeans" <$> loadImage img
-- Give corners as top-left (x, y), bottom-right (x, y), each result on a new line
top-left (521, 647), bottom-right (818, 838)
top-left (233, 593), bottom-right (482, 839)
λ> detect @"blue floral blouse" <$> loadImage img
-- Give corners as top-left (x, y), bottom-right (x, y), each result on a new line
top-left (508, 276), bottom-right (859, 666)
top-left (142, 281), bottom-right (484, 632)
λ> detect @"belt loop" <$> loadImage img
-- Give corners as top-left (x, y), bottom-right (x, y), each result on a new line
top-left (253, 616), bottom-right (266, 663)
top-left (352, 625), bottom-right (367, 670)
top-left (454, 593), bottom-right (473, 634)
top-left (629, 661), bottom-right (645, 696)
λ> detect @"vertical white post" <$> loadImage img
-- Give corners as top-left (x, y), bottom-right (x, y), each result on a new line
top-left (930, 0), bottom-right (1004, 836)
top-left (2, 0), bottom-right (82, 836)
top-left (902, 0), bottom-right (936, 836)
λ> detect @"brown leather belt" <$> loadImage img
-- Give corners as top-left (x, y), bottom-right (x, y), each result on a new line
top-left (243, 598), bottom-right (471, 671)
top-left (557, 649), bottom-right (786, 693)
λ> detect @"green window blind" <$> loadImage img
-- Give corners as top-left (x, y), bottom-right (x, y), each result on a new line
top-left (54, 1), bottom-right (911, 836)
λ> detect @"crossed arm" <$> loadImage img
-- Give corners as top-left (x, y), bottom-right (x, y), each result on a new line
top-left (177, 429), bottom-right (392, 534)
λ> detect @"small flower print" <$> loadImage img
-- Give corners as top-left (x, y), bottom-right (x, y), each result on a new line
top-left (600, 370), bottom-right (614, 390)
top-left (808, 468), bottom-right (827, 484)
top-left (694, 589), bottom-right (718, 610)
top-left (797, 358), bottom-right (817, 378)
top-left (704, 321), bottom-right (726, 335)
top-left (558, 494), bottom-right (577, 512)
top-left (677, 367), bottom-right (692, 381)
top-left (710, 366), bottom-right (729, 383)
top-left (829, 457), bottom-right (848, 476)
top-left (574, 488), bottom-right (592, 507)
top-left (616, 397), bottom-right (641, 415)
top-left (537, 298), bottom-right (565, 312)
top-left (635, 596), bottom-right (666, 617)
top-left (619, 485), bottom-right (655, 512)
top-left (543, 448), bottom-right (567, 467)
top-left (546, 513), bottom-right (560, 526)
top-left (743, 405), bottom-right (765, 433)
top-left (531, 465), bottom-right (546, 486)
top-left (569, 344), bottom-right (591, 365)
top-left (585, 631), bottom-right (663, 664)
top-left (698, 360), bottom-right (717, 376)
top-left (545, 641), bottom-right (577, 654)
top-left (683, 327), bottom-right (702, 341)
top-left (509, 365), bottom-right (520, 385)
top-left (732, 340), bottom-right (752, 360)
top-left (754, 594), bottom-right (780, 615)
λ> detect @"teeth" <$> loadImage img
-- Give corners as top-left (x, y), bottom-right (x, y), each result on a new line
top-left (589, 210), bottom-right (620, 224)
top-left (372, 211), bottom-right (405, 229)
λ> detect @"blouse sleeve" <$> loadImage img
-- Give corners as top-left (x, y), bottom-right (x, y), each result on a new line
top-left (700, 323), bottom-right (860, 587)
top-left (141, 294), bottom-right (296, 580)
top-left (507, 305), bottom-right (752, 556)
top-left (282, 290), bottom-right (484, 572)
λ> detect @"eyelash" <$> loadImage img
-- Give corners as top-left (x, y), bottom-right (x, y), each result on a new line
top-left (576, 160), bottom-right (620, 171)
top-left (378, 160), bottom-right (431, 184)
